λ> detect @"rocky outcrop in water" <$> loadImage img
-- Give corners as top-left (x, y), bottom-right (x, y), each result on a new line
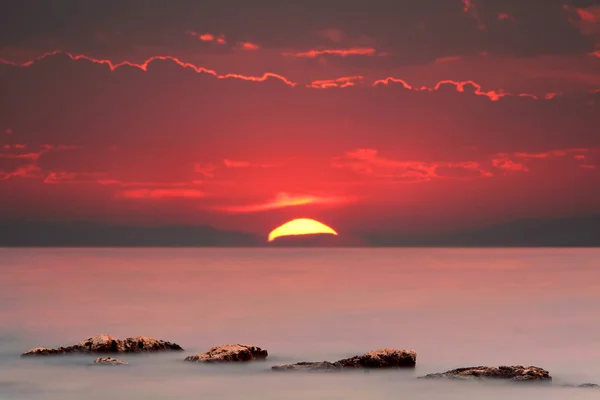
top-left (337, 349), bottom-right (417, 368)
top-left (272, 348), bottom-right (416, 372)
top-left (272, 361), bottom-right (343, 372)
top-left (93, 357), bottom-right (128, 366)
top-left (184, 344), bottom-right (268, 363)
top-left (21, 334), bottom-right (183, 356)
top-left (560, 383), bottom-right (600, 388)
top-left (419, 365), bottom-right (551, 382)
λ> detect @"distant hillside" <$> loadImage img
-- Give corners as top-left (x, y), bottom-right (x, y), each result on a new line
top-left (363, 214), bottom-right (600, 247)
top-left (0, 220), bottom-right (261, 247)
top-left (1, 215), bottom-right (599, 247)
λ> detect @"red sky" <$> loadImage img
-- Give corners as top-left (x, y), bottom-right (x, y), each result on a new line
top-left (1, 0), bottom-right (600, 236)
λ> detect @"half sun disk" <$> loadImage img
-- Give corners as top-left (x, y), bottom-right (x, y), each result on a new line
top-left (268, 218), bottom-right (338, 242)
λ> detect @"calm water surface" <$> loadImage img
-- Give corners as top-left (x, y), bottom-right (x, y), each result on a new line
top-left (1, 248), bottom-right (599, 399)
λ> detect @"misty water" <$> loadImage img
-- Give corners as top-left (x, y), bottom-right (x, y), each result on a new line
top-left (1, 248), bottom-right (599, 399)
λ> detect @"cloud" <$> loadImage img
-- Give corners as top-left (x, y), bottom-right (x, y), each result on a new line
top-left (186, 31), bottom-right (227, 44)
top-left (497, 13), bottom-right (516, 22)
top-left (240, 42), bottom-right (260, 51)
top-left (0, 51), bottom-right (298, 87)
top-left (492, 158), bottom-right (528, 172)
top-left (492, 148), bottom-right (600, 173)
top-left (331, 148), bottom-right (492, 183)
top-left (511, 148), bottom-right (596, 160)
top-left (0, 145), bottom-right (48, 160)
top-left (308, 76), bottom-right (363, 89)
top-left (0, 144), bottom-right (80, 179)
top-left (2, 144), bottom-right (26, 150)
top-left (461, 0), bottom-right (486, 30)
top-left (194, 163), bottom-right (217, 178)
top-left (211, 192), bottom-right (353, 213)
top-left (282, 48), bottom-right (377, 58)
top-left (435, 56), bottom-right (461, 63)
top-left (223, 159), bottom-right (276, 168)
top-left (0, 163), bottom-right (41, 181)
top-left (199, 33), bottom-right (215, 42)
top-left (97, 179), bottom-right (203, 187)
top-left (0, 50), bottom-right (591, 101)
top-left (116, 188), bottom-right (205, 199)
top-left (333, 147), bottom-right (600, 183)
top-left (316, 28), bottom-right (345, 43)
top-left (43, 171), bottom-right (106, 184)
top-left (373, 77), bottom-right (558, 101)
top-left (564, 5), bottom-right (600, 36)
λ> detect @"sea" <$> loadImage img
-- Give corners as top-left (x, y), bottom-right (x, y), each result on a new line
top-left (0, 248), bottom-right (599, 399)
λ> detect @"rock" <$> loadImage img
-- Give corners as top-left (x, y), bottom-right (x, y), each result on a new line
top-left (559, 383), bottom-right (600, 388)
top-left (272, 361), bottom-right (343, 372)
top-left (271, 348), bottom-right (416, 372)
top-left (419, 365), bottom-right (551, 382)
top-left (184, 344), bottom-right (268, 363)
top-left (121, 336), bottom-right (182, 352)
top-left (93, 357), bottom-right (128, 366)
top-left (21, 334), bottom-right (183, 356)
top-left (20, 347), bottom-right (68, 356)
top-left (337, 349), bottom-right (417, 368)
top-left (77, 334), bottom-right (125, 352)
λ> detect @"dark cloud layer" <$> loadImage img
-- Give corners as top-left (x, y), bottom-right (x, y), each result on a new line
top-left (2, 0), bottom-right (599, 59)
top-left (1, 0), bottom-right (599, 237)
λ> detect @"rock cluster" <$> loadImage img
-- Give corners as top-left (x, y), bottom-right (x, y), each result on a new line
top-left (18, 337), bottom-right (600, 389)
top-left (272, 348), bottom-right (416, 372)
top-left (93, 357), bottom-right (128, 366)
top-left (21, 334), bottom-right (183, 356)
top-left (419, 365), bottom-right (551, 382)
top-left (184, 344), bottom-right (268, 363)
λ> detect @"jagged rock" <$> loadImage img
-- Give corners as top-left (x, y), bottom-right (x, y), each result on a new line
top-left (93, 357), bottom-right (128, 366)
top-left (21, 334), bottom-right (183, 356)
top-left (184, 344), bottom-right (268, 363)
top-left (272, 361), bottom-right (343, 372)
top-left (419, 365), bottom-right (551, 382)
top-left (121, 336), bottom-right (182, 352)
top-left (337, 349), bottom-right (416, 368)
top-left (20, 347), bottom-right (68, 356)
top-left (271, 348), bottom-right (416, 372)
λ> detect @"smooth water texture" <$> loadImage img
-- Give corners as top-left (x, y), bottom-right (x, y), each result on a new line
top-left (0, 248), bottom-right (599, 399)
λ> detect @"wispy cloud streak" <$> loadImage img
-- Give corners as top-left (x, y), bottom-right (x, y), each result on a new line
top-left (211, 192), bottom-right (353, 213)
top-left (0, 51), bottom-right (297, 87)
top-left (282, 48), bottom-right (377, 58)
top-left (373, 77), bottom-right (558, 101)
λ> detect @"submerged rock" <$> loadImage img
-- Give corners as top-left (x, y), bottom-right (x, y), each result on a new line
top-left (271, 348), bottom-right (417, 372)
top-left (419, 365), bottom-right (551, 382)
top-left (184, 344), bottom-right (268, 363)
top-left (561, 383), bottom-right (600, 388)
top-left (272, 361), bottom-right (343, 372)
top-left (21, 334), bottom-right (183, 356)
top-left (577, 383), bottom-right (600, 388)
top-left (93, 357), bottom-right (128, 366)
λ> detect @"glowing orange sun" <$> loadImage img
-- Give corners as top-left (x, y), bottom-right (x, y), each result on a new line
top-left (268, 218), bottom-right (338, 242)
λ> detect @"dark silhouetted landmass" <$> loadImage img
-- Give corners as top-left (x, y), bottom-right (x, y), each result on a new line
top-left (362, 214), bottom-right (600, 247)
top-left (1, 215), bottom-right (599, 247)
top-left (0, 220), bottom-right (261, 247)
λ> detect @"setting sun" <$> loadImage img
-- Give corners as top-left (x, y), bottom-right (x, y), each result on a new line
top-left (268, 218), bottom-right (338, 242)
